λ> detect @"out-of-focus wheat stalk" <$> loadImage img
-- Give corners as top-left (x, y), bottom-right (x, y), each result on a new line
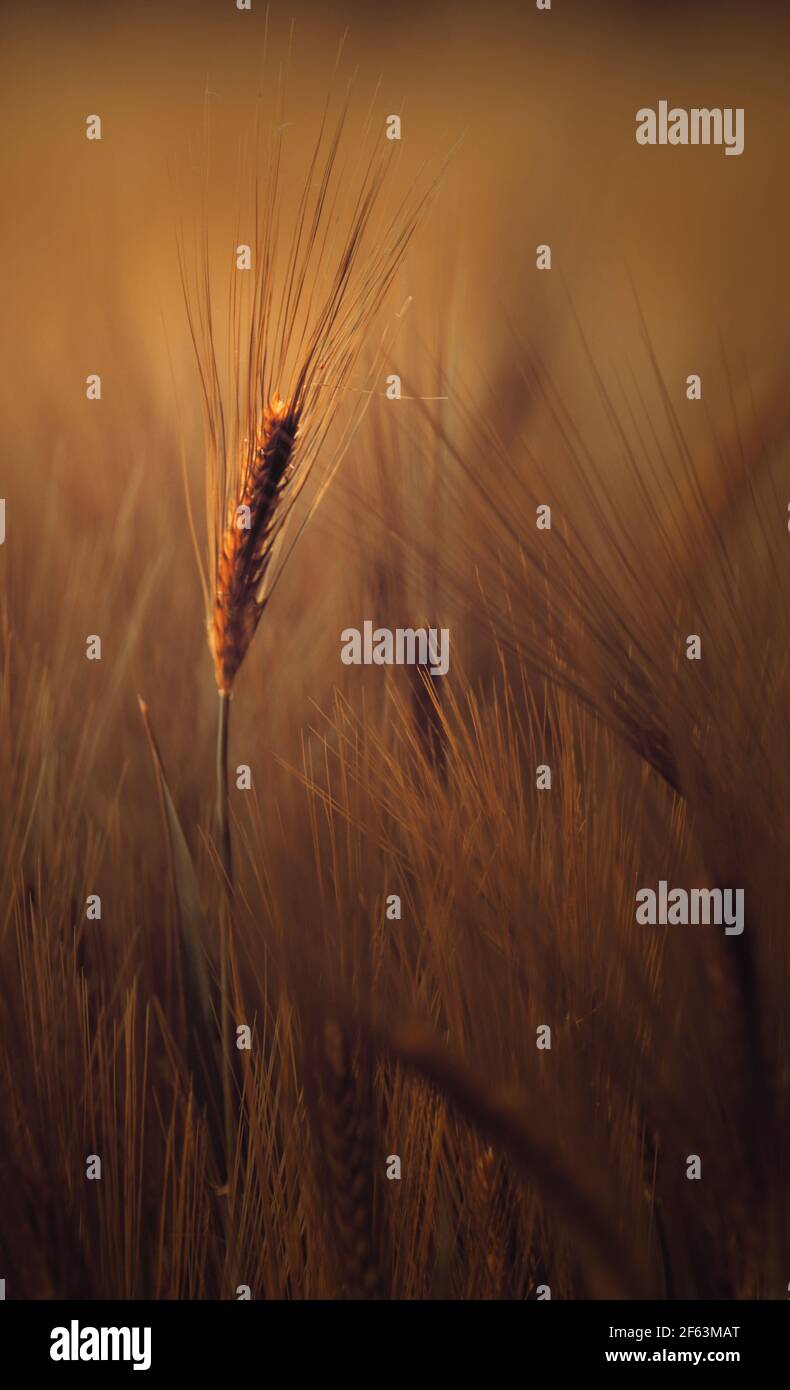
top-left (314, 1020), bottom-right (384, 1298)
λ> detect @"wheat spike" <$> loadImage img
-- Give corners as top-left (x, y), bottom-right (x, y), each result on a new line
top-left (318, 1021), bottom-right (384, 1299)
top-left (293, 1018), bottom-right (386, 1299)
top-left (210, 398), bottom-right (298, 695)
top-left (180, 98), bottom-right (436, 701)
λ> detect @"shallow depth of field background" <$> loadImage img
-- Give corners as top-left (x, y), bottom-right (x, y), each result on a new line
top-left (1, 0), bottom-right (790, 1299)
top-left (2, 0), bottom-right (789, 797)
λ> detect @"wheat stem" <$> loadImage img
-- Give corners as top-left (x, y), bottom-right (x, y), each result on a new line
top-left (216, 689), bottom-right (232, 888)
top-left (215, 689), bottom-right (234, 1203)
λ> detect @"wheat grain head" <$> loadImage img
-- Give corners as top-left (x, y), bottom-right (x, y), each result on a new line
top-left (180, 90), bottom-right (435, 695)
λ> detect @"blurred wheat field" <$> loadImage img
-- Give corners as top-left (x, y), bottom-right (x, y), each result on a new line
top-left (1, 0), bottom-right (790, 1300)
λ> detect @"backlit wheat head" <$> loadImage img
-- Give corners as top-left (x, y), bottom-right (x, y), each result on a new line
top-left (181, 96), bottom-right (431, 695)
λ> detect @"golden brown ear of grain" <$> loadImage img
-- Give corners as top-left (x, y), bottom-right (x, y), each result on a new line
top-left (210, 400), bottom-right (299, 694)
top-left (183, 92), bottom-right (438, 703)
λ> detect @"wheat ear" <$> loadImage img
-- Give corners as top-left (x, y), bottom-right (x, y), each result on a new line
top-left (316, 1021), bottom-right (385, 1299)
top-left (210, 399), bottom-right (298, 700)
